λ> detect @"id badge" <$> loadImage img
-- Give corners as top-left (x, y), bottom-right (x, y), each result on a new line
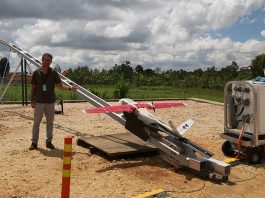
top-left (42, 84), bottom-right (47, 91)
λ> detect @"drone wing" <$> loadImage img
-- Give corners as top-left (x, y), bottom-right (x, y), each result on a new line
top-left (152, 102), bottom-right (185, 109)
top-left (83, 101), bottom-right (184, 113)
top-left (136, 101), bottom-right (185, 110)
top-left (82, 104), bottom-right (134, 113)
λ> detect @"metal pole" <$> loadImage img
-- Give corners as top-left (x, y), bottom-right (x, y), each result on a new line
top-left (24, 59), bottom-right (28, 105)
top-left (21, 57), bottom-right (25, 106)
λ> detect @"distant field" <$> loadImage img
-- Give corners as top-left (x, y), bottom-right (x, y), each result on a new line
top-left (0, 84), bottom-right (224, 103)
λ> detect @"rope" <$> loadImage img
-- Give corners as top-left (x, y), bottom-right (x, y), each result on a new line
top-left (0, 105), bottom-right (31, 110)
top-left (26, 61), bottom-right (34, 74)
top-left (0, 49), bottom-right (11, 92)
top-left (6, 111), bottom-right (88, 137)
top-left (0, 61), bottom-right (21, 101)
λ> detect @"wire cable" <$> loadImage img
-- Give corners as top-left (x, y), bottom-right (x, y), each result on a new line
top-left (236, 124), bottom-right (244, 159)
top-left (229, 172), bottom-right (256, 183)
top-left (229, 165), bottom-right (257, 183)
top-left (0, 48), bottom-right (11, 92)
top-left (8, 111), bottom-right (88, 137)
top-left (165, 180), bottom-right (206, 194)
top-left (178, 181), bottom-right (206, 193)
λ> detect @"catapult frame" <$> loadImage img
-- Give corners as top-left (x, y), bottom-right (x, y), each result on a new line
top-left (0, 39), bottom-right (230, 181)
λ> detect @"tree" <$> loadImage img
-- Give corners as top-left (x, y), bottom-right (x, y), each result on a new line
top-left (250, 53), bottom-right (265, 77)
top-left (144, 68), bottom-right (155, 76)
top-left (54, 64), bottom-right (62, 73)
top-left (193, 68), bottom-right (203, 77)
top-left (113, 80), bottom-right (130, 98)
top-left (206, 66), bottom-right (217, 75)
top-left (0, 57), bottom-right (10, 77)
top-left (135, 65), bottom-right (143, 74)
top-left (112, 61), bottom-right (134, 81)
top-left (219, 61), bottom-right (239, 83)
top-left (155, 67), bottom-right (161, 74)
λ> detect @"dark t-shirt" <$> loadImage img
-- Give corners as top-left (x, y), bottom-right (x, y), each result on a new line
top-left (31, 68), bottom-right (61, 103)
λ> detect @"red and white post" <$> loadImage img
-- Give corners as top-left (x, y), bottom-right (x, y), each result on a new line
top-left (61, 136), bottom-right (73, 198)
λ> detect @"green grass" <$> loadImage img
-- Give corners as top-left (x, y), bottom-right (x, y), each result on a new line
top-left (0, 84), bottom-right (224, 103)
top-left (0, 85), bottom-right (29, 101)
top-left (128, 87), bottom-right (224, 102)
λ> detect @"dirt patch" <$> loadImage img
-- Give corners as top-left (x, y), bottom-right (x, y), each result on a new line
top-left (0, 101), bottom-right (264, 198)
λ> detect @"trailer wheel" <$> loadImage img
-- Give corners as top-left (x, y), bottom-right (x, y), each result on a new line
top-left (246, 147), bottom-right (261, 164)
top-left (222, 175), bottom-right (229, 182)
top-left (222, 141), bottom-right (236, 157)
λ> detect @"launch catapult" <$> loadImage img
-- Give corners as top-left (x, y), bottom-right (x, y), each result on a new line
top-left (0, 39), bottom-right (230, 181)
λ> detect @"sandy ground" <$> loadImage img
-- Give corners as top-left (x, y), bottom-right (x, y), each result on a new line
top-left (0, 100), bottom-right (265, 198)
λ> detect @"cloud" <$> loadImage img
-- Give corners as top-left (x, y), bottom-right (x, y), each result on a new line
top-left (261, 30), bottom-right (265, 37)
top-left (1, 0), bottom-right (265, 71)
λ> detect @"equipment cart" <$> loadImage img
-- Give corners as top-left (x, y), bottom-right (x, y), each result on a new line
top-left (221, 80), bottom-right (265, 164)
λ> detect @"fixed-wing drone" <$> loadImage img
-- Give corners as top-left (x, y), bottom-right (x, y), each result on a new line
top-left (83, 98), bottom-right (230, 181)
top-left (82, 98), bottom-right (195, 139)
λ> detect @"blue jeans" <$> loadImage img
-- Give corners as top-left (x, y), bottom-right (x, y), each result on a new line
top-left (31, 103), bottom-right (55, 144)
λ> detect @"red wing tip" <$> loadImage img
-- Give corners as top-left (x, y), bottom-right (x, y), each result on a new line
top-left (82, 109), bottom-right (97, 113)
top-left (173, 102), bottom-right (185, 107)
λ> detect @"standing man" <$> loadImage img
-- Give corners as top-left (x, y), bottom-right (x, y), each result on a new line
top-left (29, 53), bottom-right (76, 150)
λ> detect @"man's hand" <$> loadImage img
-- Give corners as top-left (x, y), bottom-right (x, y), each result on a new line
top-left (69, 85), bottom-right (78, 91)
top-left (57, 83), bottom-right (78, 91)
top-left (31, 101), bottom-right (36, 108)
top-left (31, 84), bottom-right (37, 108)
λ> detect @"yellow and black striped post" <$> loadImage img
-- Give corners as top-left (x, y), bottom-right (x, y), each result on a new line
top-left (61, 136), bottom-right (72, 198)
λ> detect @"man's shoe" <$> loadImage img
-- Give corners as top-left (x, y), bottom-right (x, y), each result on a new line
top-left (29, 143), bottom-right (37, 150)
top-left (46, 142), bottom-right (55, 149)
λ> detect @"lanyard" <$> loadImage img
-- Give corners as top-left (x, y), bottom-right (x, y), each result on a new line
top-left (40, 69), bottom-right (50, 84)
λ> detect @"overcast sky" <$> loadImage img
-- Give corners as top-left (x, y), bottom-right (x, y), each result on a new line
top-left (0, 0), bottom-right (265, 71)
